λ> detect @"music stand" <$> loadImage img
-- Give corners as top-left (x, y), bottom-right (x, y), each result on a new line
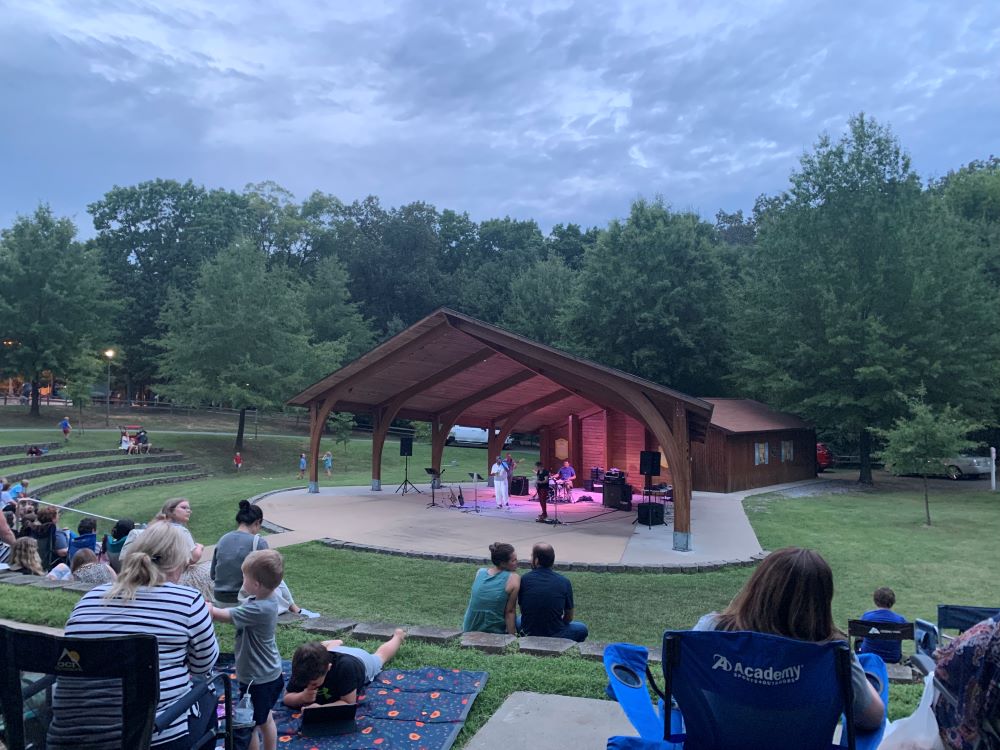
top-left (395, 454), bottom-right (422, 495)
top-left (544, 480), bottom-right (565, 526)
top-left (424, 468), bottom-right (444, 508)
top-left (463, 473), bottom-right (484, 514)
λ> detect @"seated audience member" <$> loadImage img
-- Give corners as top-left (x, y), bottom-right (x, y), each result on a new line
top-left (47, 548), bottom-right (117, 584)
top-left (119, 431), bottom-right (130, 452)
top-left (137, 429), bottom-right (151, 453)
top-left (67, 517), bottom-right (100, 561)
top-left (100, 518), bottom-right (134, 573)
top-left (46, 522), bottom-right (220, 749)
top-left (30, 505), bottom-right (69, 565)
top-left (10, 478), bottom-right (29, 500)
top-left (462, 542), bottom-right (521, 635)
top-left (933, 613), bottom-right (1000, 749)
top-left (858, 586), bottom-right (908, 664)
top-left (692, 546), bottom-right (885, 731)
top-left (517, 542), bottom-right (588, 642)
top-left (284, 631), bottom-right (407, 708)
top-left (0, 506), bottom-right (15, 564)
top-left (26, 445), bottom-right (43, 457)
top-left (0, 478), bottom-right (13, 505)
top-left (8, 537), bottom-right (45, 575)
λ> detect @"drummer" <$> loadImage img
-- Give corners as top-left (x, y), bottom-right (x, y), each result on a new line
top-left (556, 460), bottom-right (577, 501)
top-left (534, 461), bottom-right (551, 522)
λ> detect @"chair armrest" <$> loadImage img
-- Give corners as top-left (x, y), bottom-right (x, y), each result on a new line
top-left (908, 653), bottom-right (935, 677)
top-left (154, 675), bottom-right (218, 733)
top-left (21, 673), bottom-right (57, 702)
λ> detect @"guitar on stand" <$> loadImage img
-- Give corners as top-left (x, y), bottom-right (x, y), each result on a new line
top-left (463, 473), bottom-right (484, 514)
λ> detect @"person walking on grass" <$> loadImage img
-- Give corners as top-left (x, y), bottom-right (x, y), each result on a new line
top-left (234, 452), bottom-right (243, 471)
top-left (209, 549), bottom-right (285, 750)
top-left (322, 451), bottom-right (333, 478)
top-left (297, 453), bottom-right (307, 480)
top-left (59, 416), bottom-right (71, 441)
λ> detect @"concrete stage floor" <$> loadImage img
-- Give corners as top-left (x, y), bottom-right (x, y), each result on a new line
top-left (256, 480), bottom-right (774, 568)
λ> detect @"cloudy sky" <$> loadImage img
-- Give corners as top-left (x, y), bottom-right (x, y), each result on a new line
top-left (1, 0), bottom-right (998, 234)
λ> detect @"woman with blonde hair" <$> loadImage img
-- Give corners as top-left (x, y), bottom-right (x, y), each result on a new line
top-left (693, 546), bottom-right (885, 730)
top-left (8, 536), bottom-right (44, 575)
top-left (48, 522), bottom-right (219, 749)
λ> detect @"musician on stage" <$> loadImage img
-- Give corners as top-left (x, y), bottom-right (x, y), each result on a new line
top-left (503, 452), bottom-right (518, 491)
top-left (556, 460), bottom-right (576, 497)
top-left (534, 462), bottom-right (550, 522)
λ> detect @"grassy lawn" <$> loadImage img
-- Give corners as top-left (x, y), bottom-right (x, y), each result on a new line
top-left (3, 418), bottom-right (995, 737)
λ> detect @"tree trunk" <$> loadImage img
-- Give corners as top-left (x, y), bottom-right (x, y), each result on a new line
top-left (234, 408), bottom-right (247, 452)
top-left (858, 428), bottom-right (873, 485)
top-left (923, 474), bottom-right (932, 526)
top-left (29, 376), bottom-right (41, 417)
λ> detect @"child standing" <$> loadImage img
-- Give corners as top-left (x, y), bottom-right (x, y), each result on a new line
top-left (234, 452), bottom-right (243, 471)
top-left (322, 451), bottom-right (333, 478)
top-left (209, 550), bottom-right (284, 750)
top-left (59, 416), bottom-right (71, 441)
top-left (297, 453), bottom-right (307, 480)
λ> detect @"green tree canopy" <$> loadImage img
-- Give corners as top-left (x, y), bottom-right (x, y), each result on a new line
top-left (875, 392), bottom-right (980, 525)
top-left (157, 240), bottom-right (343, 449)
top-left (732, 115), bottom-right (1000, 482)
top-left (560, 198), bottom-right (732, 395)
top-left (0, 206), bottom-right (116, 415)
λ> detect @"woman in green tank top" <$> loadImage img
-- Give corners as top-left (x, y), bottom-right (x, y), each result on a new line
top-left (462, 542), bottom-right (521, 634)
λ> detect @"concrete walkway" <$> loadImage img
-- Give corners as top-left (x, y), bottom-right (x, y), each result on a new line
top-left (248, 479), bottom-right (821, 567)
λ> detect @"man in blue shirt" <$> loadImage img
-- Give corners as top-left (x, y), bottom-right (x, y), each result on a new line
top-left (9, 479), bottom-right (27, 501)
top-left (517, 542), bottom-right (588, 642)
top-left (859, 586), bottom-right (908, 663)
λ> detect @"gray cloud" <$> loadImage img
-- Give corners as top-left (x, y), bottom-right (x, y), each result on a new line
top-left (0, 0), bottom-right (997, 235)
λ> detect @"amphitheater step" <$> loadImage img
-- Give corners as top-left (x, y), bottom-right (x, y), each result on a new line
top-left (11, 453), bottom-right (186, 482)
top-left (63, 472), bottom-right (209, 508)
top-left (0, 447), bottom-right (166, 470)
top-left (34, 463), bottom-right (201, 497)
top-left (0, 442), bottom-right (61, 456)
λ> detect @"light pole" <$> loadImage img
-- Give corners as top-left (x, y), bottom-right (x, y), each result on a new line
top-left (104, 349), bottom-right (115, 427)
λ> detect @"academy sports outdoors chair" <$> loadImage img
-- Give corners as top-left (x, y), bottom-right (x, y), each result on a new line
top-left (0, 624), bottom-right (233, 750)
top-left (604, 630), bottom-right (888, 750)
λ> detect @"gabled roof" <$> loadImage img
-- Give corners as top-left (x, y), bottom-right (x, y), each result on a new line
top-left (288, 308), bottom-right (713, 441)
top-left (702, 398), bottom-right (812, 434)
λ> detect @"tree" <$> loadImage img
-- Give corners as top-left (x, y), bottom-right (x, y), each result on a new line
top-left (63, 348), bottom-right (106, 429)
top-left (0, 206), bottom-right (116, 416)
top-left (89, 180), bottom-right (250, 394)
top-left (302, 256), bottom-right (375, 361)
top-left (499, 254), bottom-right (573, 345)
top-left (560, 198), bottom-right (733, 395)
top-left (732, 115), bottom-right (1000, 482)
top-left (876, 392), bottom-right (979, 525)
top-left (157, 241), bottom-right (343, 450)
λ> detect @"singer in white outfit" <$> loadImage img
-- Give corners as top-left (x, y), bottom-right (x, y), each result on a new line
top-left (490, 457), bottom-right (510, 509)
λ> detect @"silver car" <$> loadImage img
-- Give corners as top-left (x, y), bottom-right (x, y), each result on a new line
top-left (888, 455), bottom-right (993, 479)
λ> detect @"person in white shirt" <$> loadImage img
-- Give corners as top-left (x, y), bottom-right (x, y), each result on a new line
top-left (490, 456), bottom-right (510, 510)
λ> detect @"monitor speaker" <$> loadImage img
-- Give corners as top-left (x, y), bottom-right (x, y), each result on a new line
top-left (639, 451), bottom-right (661, 477)
top-left (399, 437), bottom-right (413, 457)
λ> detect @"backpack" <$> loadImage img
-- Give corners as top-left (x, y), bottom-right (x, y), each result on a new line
top-left (934, 615), bottom-right (1000, 749)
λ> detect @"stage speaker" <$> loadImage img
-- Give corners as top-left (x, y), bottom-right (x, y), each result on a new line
top-left (603, 483), bottom-right (633, 509)
top-left (637, 502), bottom-right (665, 525)
top-left (399, 437), bottom-right (413, 457)
top-left (510, 476), bottom-right (529, 496)
top-left (639, 450), bottom-right (661, 477)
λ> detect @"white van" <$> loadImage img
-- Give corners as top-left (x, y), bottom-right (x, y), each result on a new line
top-left (447, 426), bottom-right (513, 447)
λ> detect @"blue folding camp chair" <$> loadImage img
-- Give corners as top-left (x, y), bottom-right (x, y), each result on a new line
top-left (915, 605), bottom-right (1000, 657)
top-left (604, 631), bottom-right (888, 750)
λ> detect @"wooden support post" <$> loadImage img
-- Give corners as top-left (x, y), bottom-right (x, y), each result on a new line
top-left (430, 416), bottom-right (457, 484)
top-left (603, 410), bottom-right (613, 471)
top-left (670, 404), bottom-right (691, 550)
top-left (568, 414), bottom-right (583, 478)
top-left (371, 407), bottom-right (388, 491)
top-left (540, 427), bottom-right (551, 470)
top-left (307, 401), bottom-right (322, 493)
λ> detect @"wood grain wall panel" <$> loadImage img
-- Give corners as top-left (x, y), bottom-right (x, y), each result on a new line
top-left (724, 430), bottom-right (816, 491)
top-left (691, 429), bottom-right (728, 493)
top-left (581, 413), bottom-right (606, 472)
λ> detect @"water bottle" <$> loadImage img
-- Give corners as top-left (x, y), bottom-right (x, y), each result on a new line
top-left (234, 690), bottom-right (254, 727)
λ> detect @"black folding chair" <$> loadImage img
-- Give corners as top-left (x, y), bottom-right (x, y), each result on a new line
top-left (0, 624), bottom-right (233, 749)
top-left (848, 619), bottom-right (914, 661)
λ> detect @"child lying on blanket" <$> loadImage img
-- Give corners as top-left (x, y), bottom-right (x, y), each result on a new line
top-left (283, 630), bottom-right (407, 708)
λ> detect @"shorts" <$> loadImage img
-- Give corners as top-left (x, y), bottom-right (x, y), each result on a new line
top-left (331, 646), bottom-right (384, 684)
top-left (240, 675), bottom-right (284, 726)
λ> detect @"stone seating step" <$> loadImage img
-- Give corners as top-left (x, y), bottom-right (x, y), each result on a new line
top-left (300, 617), bottom-right (359, 637)
top-left (517, 636), bottom-right (577, 656)
top-left (352, 621), bottom-right (404, 640)
top-left (406, 625), bottom-right (462, 644)
top-left (459, 632), bottom-right (516, 653)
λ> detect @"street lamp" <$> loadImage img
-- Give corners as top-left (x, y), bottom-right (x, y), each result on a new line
top-left (104, 349), bottom-right (115, 427)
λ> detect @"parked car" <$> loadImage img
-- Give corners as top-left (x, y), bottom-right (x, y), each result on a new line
top-left (816, 442), bottom-right (834, 472)
top-left (886, 455), bottom-right (993, 480)
top-left (446, 426), bottom-right (513, 448)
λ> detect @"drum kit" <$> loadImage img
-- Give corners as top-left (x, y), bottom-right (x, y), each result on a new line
top-left (548, 477), bottom-right (573, 503)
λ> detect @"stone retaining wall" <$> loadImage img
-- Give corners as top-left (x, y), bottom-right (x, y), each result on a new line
top-left (0, 447), bottom-right (165, 470)
top-left (0, 442), bottom-right (61, 456)
top-left (12, 453), bottom-right (184, 482)
top-left (63, 473), bottom-right (209, 507)
top-left (34, 463), bottom-right (200, 497)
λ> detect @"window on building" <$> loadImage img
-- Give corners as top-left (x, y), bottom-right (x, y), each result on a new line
top-left (781, 440), bottom-right (794, 463)
top-left (754, 442), bottom-right (769, 466)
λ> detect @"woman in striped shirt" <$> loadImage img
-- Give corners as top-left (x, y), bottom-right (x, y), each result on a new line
top-left (48, 521), bottom-right (220, 749)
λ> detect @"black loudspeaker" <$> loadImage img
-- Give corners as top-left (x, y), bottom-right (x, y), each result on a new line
top-left (399, 437), bottom-right (413, 457)
top-left (510, 476), bottom-right (529, 496)
top-left (639, 451), bottom-right (661, 477)
top-left (602, 483), bottom-right (633, 510)
top-left (637, 502), bottom-right (665, 525)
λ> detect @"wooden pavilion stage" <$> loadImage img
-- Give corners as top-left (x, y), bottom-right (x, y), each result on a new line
top-left (256, 482), bottom-right (766, 569)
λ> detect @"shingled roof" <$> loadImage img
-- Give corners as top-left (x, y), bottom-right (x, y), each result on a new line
top-left (702, 398), bottom-right (811, 434)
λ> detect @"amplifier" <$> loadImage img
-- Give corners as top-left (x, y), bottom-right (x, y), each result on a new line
top-left (637, 502), bottom-right (665, 525)
top-left (510, 476), bottom-right (529, 496)
top-left (602, 483), bottom-right (633, 510)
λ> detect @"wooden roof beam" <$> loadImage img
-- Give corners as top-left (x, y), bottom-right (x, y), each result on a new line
top-left (376, 347), bottom-right (495, 416)
top-left (493, 389), bottom-right (575, 427)
top-left (439, 370), bottom-right (537, 424)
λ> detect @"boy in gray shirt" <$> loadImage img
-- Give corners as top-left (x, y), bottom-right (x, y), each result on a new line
top-left (210, 549), bottom-right (284, 750)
